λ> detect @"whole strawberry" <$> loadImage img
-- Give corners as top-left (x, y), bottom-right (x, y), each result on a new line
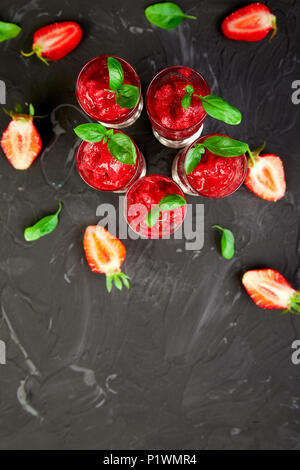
top-left (222, 3), bottom-right (276, 42)
top-left (21, 21), bottom-right (82, 65)
top-left (1, 103), bottom-right (42, 170)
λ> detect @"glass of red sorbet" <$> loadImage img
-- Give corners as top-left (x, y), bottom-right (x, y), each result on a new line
top-left (76, 55), bottom-right (143, 128)
top-left (124, 174), bottom-right (187, 239)
top-left (76, 130), bottom-right (146, 193)
top-left (172, 133), bottom-right (248, 198)
top-left (146, 66), bottom-right (210, 148)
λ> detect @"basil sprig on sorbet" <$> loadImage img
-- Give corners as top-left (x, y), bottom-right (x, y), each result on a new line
top-left (74, 123), bottom-right (137, 165)
top-left (106, 57), bottom-right (139, 109)
top-left (0, 20), bottom-right (21, 42)
top-left (212, 225), bottom-right (235, 260)
top-left (185, 136), bottom-right (249, 175)
top-left (24, 203), bottom-right (62, 241)
top-left (146, 194), bottom-right (186, 228)
top-left (145, 2), bottom-right (196, 30)
top-left (181, 85), bottom-right (241, 126)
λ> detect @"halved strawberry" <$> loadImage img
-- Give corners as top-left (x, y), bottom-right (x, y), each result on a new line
top-left (245, 151), bottom-right (286, 201)
top-left (83, 225), bottom-right (130, 292)
top-left (221, 3), bottom-right (276, 42)
top-left (1, 104), bottom-right (42, 170)
top-left (242, 269), bottom-right (300, 314)
top-left (21, 22), bottom-right (82, 65)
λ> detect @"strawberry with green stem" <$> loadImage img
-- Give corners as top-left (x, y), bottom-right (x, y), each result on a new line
top-left (83, 225), bottom-right (130, 293)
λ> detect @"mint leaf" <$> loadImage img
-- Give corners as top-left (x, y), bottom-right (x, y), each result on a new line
top-left (158, 194), bottom-right (186, 211)
top-left (185, 144), bottom-right (205, 174)
top-left (74, 123), bottom-right (107, 142)
top-left (107, 57), bottom-right (124, 90)
top-left (146, 205), bottom-right (160, 228)
top-left (200, 95), bottom-right (242, 125)
top-left (203, 136), bottom-right (248, 157)
top-left (107, 132), bottom-right (137, 165)
top-left (0, 21), bottom-right (21, 42)
top-left (181, 94), bottom-right (191, 109)
top-left (24, 203), bottom-right (62, 242)
top-left (185, 85), bottom-right (194, 95)
top-left (213, 225), bottom-right (235, 260)
top-left (145, 2), bottom-right (196, 30)
top-left (115, 84), bottom-right (139, 109)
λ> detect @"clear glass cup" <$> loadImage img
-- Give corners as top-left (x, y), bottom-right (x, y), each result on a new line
top-left (172, 133), bottom-right (248, 198)
top-left (76, 54), bottom-right (143, 128)
top-left (146, 66), bottom-right (210, 148)
top-left (76, 130), bottom-right (146, 193)
top-left (124, 174), bottom-right (187, 239)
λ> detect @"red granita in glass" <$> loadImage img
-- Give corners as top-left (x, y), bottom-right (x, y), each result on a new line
top-left (146, 66), bottom-right (210, 148)
top-left (124, 174), bottom-right (187, 238)
top-left (172, 133), bottom-right (248, 198)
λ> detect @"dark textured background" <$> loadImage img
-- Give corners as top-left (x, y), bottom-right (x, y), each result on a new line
top-left (0, 0), bottom-right (300, 450)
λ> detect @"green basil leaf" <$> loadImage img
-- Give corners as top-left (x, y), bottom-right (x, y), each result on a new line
top-left (203, 136), bottom-right (248, 158)
top-left (146, 205), bottom-right (160, 228)
top-left (158, 194), bottom-right (186, 211)
top-left (145, 2), bottom-right (196, 30)
top-left (24, 203), bottom-right (62, 242)
top-left (185, 85), bottom-right (194, 95)
top-left (107, 57), bottom-right (124, 90)
top-left (213, 225), bottom-right (235, 260)
top-left (181, 94), bottom-right (191, 109)
top-left (107, 132), bottom-right (137, 165)
top-left (201, 95), bottom-right (242, 125)
top-left (0, 21), bottom-right (21, 42)
top-left (74, 123), bottom-right (107, 142)
top-left (185, 144), bottom-right (205, 174)
top-left (115, 84), bottom-right (139, 109)
top-left (105, 129), bottom-right (114, 138)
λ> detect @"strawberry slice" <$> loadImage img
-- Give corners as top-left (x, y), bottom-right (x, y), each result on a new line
top-left (222, 3), bottom-right (277, 42)
top-left (245, 150), bottom-right (286, 201)
top-left (21, 22), bottom-right (82, 65)
top-left (242, 269), bottom-right (300, 314)
top-left (1, 104), bottom-right (42, 170)
top-left (83, 225), bottom-right (130, 292)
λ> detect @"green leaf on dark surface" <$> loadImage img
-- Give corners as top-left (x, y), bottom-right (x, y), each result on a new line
top-left (107, 57), bottom-right (124, 90)
top-left (115, 84), bottom-right (139, 109)
top-left (213, 225), bottom-right (235, 260)
top-left (107, 132), bottom-right (137, 165)
top-left (74, 123), bottom-right (107, 142)
top-left (203, 136), bottom-right (248, 158)
top-left (200, 94), bottom-right (242, 125)
top-left (0, 21), bottom-right (21, 42)
top-left (24, 203), bottom-right (62, 242)
top-left (185, 144), bottom-right (205, 174)
top-left (145, 2), bottom-right (196, 30)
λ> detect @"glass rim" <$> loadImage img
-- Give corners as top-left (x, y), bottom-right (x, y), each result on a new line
top-left (76, 130), bottom-right (143, 193)
top-left (145, 65), bottom-right (211, 133)
top-left (76, 54), bottom-right (142, 125)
